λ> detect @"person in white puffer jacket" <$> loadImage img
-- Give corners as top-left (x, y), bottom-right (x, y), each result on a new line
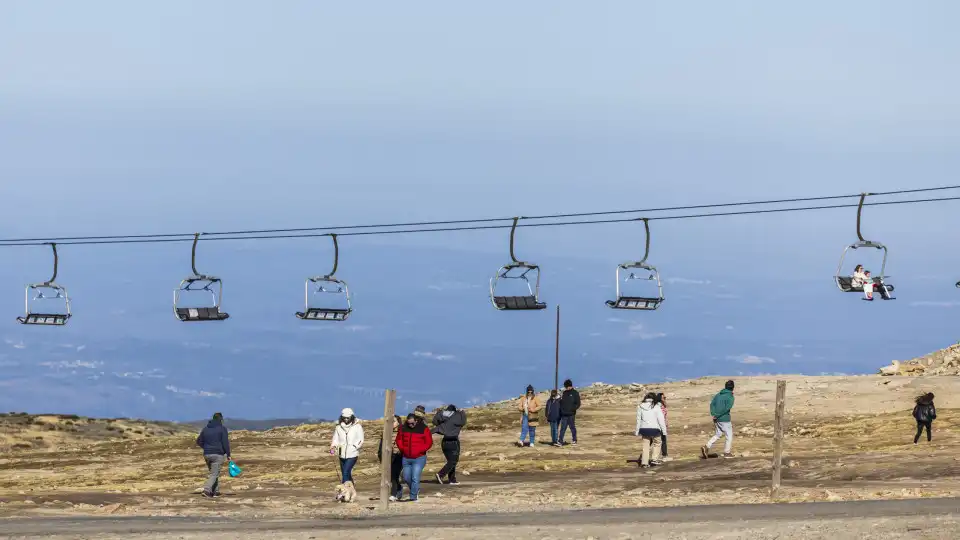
top-left (330, 408), bottom-right (365, 484)
top-left (635, 393), bottom-right (667, 468)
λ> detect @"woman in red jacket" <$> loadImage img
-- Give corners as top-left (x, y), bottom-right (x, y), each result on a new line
top-left (395, 412), bottom-right (433, 501)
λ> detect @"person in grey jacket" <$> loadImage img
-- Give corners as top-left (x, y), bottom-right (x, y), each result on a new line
top-left (432, 404), bottom-right (467, 485)
top-left (196, 412), bottom-right (231, 498)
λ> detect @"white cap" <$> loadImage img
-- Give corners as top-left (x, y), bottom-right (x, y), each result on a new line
top-left (341, 408), bottom-right (355, 417)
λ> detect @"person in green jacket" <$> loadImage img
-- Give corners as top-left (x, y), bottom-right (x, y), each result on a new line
top-left (701, 380), bottom-right (735, 459)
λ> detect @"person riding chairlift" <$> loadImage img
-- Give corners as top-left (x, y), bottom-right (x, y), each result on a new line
top-left (851, 265), bottom-right (889, 301)
top-left (862, 270), bottom-right (891, 301)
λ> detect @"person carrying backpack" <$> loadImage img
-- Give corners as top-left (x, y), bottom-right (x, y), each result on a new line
top-left (432, 404), bottom-right (467, 485)
top-left (913, 393), bottom-right (937, 444)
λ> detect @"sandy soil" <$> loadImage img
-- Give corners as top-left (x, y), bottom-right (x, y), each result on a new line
top-left (0, 374), bottom-right (957, 520)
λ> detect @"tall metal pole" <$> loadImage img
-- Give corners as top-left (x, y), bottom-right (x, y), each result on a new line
top-left (554, 304), bottom-right (560, 392)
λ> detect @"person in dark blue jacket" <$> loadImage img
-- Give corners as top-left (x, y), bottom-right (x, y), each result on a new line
top-left (196, 412), bottom-right (231, 497)
top-left (545, 389), bottom-right (562, 445)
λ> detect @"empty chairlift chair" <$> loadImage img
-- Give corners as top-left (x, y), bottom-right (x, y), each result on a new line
top-left (834, 193), bottom-right (895, 299)
top-left (174, 233), bottom-right (230, 321)
top-left (490, 217), bottom-right (547, 310)
top-left (17, 243), bottom-right (71, 326)
top-left (606, 218), bottom-right (664, 310)
top-left (296, 234), bottom-right (353, 321)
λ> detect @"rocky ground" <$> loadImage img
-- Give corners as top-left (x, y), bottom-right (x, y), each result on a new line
top-left (0, 361), bottom-right (957, 521)
top-left (878, 343), bottom-right (960, 376)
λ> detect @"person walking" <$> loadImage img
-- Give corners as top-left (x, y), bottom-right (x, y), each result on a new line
top-left (396, 412), bottom-right (433, 501)
top-left (378, 415), bottom-right (404, 501)
top-left (517, 385), bottom-right (542, 447)
top-left (636, 393), bottom-right (667, 467)
top-left (655, 392), bottom-right (672, 461)
top-left (433, 404), bottom-right (467, 485)
top-left (545, 389), bottom-right (562, 446)
top-left (195, 412), bottom-right (231, 498)
top-left (913, 393), bottom-right (937, 444)
top-left (330, 408), bottom-right (364, 485)
top-left (556, 379), bottom-right (581, 447)
top-left (701, 380), bottom-right (736, 459)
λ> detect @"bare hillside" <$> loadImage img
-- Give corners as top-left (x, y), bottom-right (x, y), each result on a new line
top-left (0, 368), bottom-right (957, 520)
top-left (0, 413), bottom-right (192, 453)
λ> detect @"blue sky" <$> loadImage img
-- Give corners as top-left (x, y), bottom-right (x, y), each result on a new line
top-left (1, 2), bottom-right (959, 420)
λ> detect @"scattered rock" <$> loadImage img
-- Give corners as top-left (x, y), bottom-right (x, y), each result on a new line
top-left (100, 503), bottom-right (124, 514)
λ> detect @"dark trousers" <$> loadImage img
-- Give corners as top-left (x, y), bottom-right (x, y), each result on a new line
top-left (661, 434), bottom-right (668, 457)
top-left (339, 457), bottom-right (358, 483)
top-left (915, 421), bottom-right (933, 443)
top-left (559, 415), bottom-right (577, 443)
top-left (438, 438), bottom-right (460, 481)
top-left (389, 453), bottom-right (403, 497)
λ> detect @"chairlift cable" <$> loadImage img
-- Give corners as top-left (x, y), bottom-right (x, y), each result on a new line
top-left (1, 193), bottom-right (959, 248)
top-left (1, 185), bottom-right (959, 245)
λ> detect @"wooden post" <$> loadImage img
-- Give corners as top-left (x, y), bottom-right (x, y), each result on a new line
top-left (379, 389), bottom-right (397, 511)
top-left (554, 304), bottom-right (560, 392)
top-left (771, 380), bottom-right (787, 498)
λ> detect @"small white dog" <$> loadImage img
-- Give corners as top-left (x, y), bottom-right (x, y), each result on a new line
top-left (335, 481), bottom-right (356, 503)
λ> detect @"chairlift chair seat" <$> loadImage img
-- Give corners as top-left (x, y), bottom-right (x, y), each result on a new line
top-left (175, 307), bottom-right (230, 322)
top-left (493, 295), bottom-right (547, 310)
top-left (17, 313), bottom-right (70, 325)
top-left (296, 307), bottom-right (352, 321)
top-left (606, 296), bottom-right (663, 310)
top-left (835, 276), bottom-right (894, 293)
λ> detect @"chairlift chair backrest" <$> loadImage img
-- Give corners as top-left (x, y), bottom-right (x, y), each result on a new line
top-left (17, 243), bottom-right (71, 326)
top-left (173, 233), bottom-right (229, 322)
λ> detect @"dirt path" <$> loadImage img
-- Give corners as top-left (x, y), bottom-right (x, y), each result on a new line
top-left (2, 497), bottom-right (959, 538)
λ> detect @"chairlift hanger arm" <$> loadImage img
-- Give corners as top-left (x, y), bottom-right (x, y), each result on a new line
top-left (509, 217), bottom-right (524, 264)
top-left (46, 242), bottom-right (58, 285)
top-left (856, 193), bottom-right (869, 242)
top-left (191, 233), bottom-right (203, 276)
top-left (326, 233), bottom-right (339, 279)
top-left (639, 218), bottom-right (651, 265)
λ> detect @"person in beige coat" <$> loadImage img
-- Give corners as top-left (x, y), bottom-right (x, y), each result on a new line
top-left (517, 385), bottom-right (542, 447)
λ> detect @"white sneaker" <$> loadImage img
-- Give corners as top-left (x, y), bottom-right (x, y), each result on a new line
top-left (661, 456), bottom-right (674, 462)
top-left (530, 443), bottom-right (535, 448)
top-left (388, 496), bottom-right (398, 502)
